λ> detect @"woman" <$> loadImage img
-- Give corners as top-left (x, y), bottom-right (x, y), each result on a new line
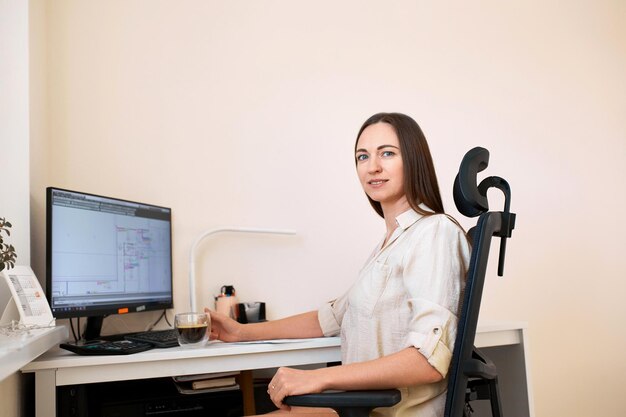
top-left (207, 113), bottom-right (470, 417)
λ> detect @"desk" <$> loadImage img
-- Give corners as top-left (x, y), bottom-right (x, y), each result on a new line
top-left (21, 322), bottom-right (534, 417)
top-left (23, 337), bottom-right (340, 417)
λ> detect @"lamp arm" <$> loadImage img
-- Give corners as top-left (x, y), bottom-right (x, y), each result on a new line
top-left (188, 227), bottom-right (296, 312)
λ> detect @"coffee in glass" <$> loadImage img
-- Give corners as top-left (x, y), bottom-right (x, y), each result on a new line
top-left (175, 312), bottom-right (209, 347)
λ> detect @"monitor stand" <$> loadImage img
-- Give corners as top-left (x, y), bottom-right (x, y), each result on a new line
top-left (83, 316), bottom-right (104, 341)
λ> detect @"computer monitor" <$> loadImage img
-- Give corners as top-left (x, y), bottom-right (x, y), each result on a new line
top-left (46, 187), bottom-right (173, 340)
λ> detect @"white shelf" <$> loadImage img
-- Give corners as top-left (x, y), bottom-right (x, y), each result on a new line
top-left (476, 320), bottom-right (527, 347)
top-left (0, 325), bottom-right (68, 382)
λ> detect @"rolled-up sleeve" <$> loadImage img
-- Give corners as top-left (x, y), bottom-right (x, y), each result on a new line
top-left (318, 290), bottom-right (350, 337)
top-left (402, 216), bottom-right (470, 378)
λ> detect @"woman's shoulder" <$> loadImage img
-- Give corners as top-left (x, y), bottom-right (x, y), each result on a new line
top-left (409, 212), bottom-right (468, 241)
top-left (400, 212), bottom-right (471, 263)
top-left (417, 212), bottom-right (463, 230)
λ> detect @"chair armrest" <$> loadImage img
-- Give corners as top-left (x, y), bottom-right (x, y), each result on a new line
top-left (463, 347), bottom-right (497, 379)
top-left (284, 389), bottom-right (401, 408)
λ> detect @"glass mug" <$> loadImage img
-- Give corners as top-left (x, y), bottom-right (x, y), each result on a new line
top-left (175, 312), bottom-right (209, 347)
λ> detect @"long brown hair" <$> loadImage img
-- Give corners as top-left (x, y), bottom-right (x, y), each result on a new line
top-left (355, 112), bottom-right (444, 218)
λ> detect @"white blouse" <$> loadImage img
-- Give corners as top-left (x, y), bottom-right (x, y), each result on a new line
top-left (318, 208), bottom-right (471, 417)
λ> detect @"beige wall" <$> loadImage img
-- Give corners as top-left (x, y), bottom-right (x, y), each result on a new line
top-left (1, 0), bottom-right (30, 259)
top-left (1, 0), bottom-right (30, 416)
top-left (24, 1), bottom-right (626, 416)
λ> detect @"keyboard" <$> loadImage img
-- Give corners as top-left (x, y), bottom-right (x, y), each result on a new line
top-left (125, 328), bottom-right (179, 348)
top-left (60, 339), bottom-right (154, 355)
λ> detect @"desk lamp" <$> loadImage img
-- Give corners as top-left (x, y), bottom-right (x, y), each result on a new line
top-left (188, 227), bottom-right (296, 312)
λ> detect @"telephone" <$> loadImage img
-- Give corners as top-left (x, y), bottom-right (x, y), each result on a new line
top-left (0, 265), bottom-right (54, 327)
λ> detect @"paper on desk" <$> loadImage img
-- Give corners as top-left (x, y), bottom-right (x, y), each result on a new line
top-left (229, 338), bottom-right (316, 345)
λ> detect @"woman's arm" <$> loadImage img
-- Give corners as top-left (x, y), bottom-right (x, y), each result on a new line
top-left (268, 347), bottom-right (442, 409)
top-left (206, 308), bottom-right (324, 342)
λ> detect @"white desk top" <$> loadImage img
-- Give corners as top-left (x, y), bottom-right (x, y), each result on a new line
top-left (0, 324), bottom-right (68, 382)
top-left (22, 336), bottom-right (341, 371)
top-left (22, 336), bottom-right (343, 385)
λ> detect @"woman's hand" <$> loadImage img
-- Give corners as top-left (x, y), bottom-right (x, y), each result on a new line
top-left (267, 367), bottom-right (327, 410)
top-left (204, 308), bottom-right (244, 342)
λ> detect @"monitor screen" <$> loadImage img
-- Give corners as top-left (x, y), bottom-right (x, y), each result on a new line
top-left (46, 187), bottom-right (173, 327)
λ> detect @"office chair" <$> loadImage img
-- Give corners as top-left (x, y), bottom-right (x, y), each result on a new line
top-left (284, 147), bottom-right (516, 417)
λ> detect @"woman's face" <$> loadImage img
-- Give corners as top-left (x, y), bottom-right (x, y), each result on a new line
top-left (355, 122), bottom-right (407, 212)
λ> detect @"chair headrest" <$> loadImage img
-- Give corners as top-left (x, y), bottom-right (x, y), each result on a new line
top-left (453, 147), bottom-right (490, 218)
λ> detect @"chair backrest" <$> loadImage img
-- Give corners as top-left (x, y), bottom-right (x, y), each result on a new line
top-left (444, 147), bottom-right (516, 417)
